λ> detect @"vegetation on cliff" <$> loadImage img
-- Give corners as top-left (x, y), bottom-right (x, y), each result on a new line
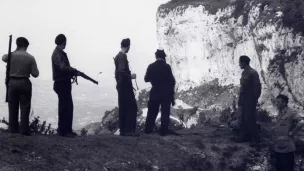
top-left (159, 0), bottom-right (304, 34)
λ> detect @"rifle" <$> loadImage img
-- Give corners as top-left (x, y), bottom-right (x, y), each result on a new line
top-left (72, 71), bottom-right (98, 85)
top-left (5, 35), bottom-right (12, 102)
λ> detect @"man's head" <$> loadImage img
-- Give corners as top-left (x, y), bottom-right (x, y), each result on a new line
top-left (239, 55), bottom-right (250, 69)
top-left (55, 34), bottom-right (67, 49)
top-left (121, 38), bottom-right (130, 53)
top-left (155, 49), bottom-right (166, 60)
top-left (16, 37), bottom-right (29, 50)
top-left (276, 94), bottom-right (289, 109)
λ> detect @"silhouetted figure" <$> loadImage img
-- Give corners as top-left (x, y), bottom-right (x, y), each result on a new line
top-left (272, 94), bottom-right (304, 171)
top-left (52, 34), bottom-right (80, 138)
top-left (114, 38), bottom-right (138, 136)
top-left (144, 49), bottom-right (176, 136)
top-left (235, 55), bottom-right (261, 143)
top-left (2, 37), bottom-right (39, 135)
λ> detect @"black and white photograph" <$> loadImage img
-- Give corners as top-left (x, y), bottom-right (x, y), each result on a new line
top-left (0, 0), bottom-right (304, 170)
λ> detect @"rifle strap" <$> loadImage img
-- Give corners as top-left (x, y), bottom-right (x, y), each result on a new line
top-left (114, 57), bottom-right (136, 91)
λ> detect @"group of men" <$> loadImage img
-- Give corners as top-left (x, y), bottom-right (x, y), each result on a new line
top-left (2, 36), bottom-right (304, 170)
top-left (236, 55), bottom-right (304, 171)
top-left (114, 38), bottom-right (176, 136)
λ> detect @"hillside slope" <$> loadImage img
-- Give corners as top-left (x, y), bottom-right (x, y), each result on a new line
top-left (2, 124), bottom-right (304, 171)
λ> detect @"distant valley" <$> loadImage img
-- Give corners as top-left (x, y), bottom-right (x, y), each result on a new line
top-left (0, 76), bottom-right (117, 130)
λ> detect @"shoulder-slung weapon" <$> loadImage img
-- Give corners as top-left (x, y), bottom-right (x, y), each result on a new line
top-left (5, 35), bottom-right (12, 102)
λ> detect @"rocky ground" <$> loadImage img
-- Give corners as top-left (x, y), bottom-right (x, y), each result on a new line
top-left (1, 123), bottom-right (303, 171)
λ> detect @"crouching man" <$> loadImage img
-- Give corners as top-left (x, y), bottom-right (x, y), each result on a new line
top-left (272, 94), bottom-right (304, 171)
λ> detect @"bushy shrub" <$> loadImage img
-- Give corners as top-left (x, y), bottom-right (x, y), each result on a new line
top-left (80, 128), bottom-right (88, 136)
top-left (0, 110), bottom-right (55, 135)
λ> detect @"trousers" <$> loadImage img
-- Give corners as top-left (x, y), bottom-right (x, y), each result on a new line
top-left (275, 152), bottom-right (294, 171)
top-left (53, 80), bottom-right (73, 134)
top-left (145, 99), bottom-right (171, 133)
top-left (8, 78), bottom-right (32, 134)
top-left (117, 87), bottom-right (138, 134)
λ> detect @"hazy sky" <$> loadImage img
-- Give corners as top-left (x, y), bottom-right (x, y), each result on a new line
top-left (0, 0), bottom-right (169, 89)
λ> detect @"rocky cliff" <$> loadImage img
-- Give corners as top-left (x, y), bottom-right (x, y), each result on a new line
top-left (98, 0), bottom-right (304, 133)
top-left (157, 0), bottom-right (304, 116)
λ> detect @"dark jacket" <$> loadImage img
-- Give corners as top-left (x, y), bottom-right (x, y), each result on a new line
top-left (52, 47), bottom-right (77, 81)
top-left (238, 66), bottom-right (261, 106)
top-left (144, 60), bottom-right (176, 101)
top-left (114, 52), bottom-right (133, 91)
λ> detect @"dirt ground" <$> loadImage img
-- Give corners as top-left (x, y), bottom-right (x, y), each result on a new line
top-left (1, 124), bottom-right (294, 171)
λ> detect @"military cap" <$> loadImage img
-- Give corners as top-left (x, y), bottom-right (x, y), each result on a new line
top-left (239, 55), bottom-right (251, 64)
top-left (16, 37), bottom-right (29, 47)
top-left (121, 38), bottom-right (130, 47)
top-left (55, 34), bottom-right (67, 45)
top-left (155, 49), bottom-right (167, 59)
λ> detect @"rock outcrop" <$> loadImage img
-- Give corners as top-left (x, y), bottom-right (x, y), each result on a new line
top-left (157, 0), bottom-right (304, 116)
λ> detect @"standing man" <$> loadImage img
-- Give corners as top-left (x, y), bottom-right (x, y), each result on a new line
top-left (144, 49), bottom-right (176, 136)
top-left (235, 55), bottom-right (261, 143)
top-left (114, 38), bottom-right (138, 136)
top-left (272, 94), bottom-right (304, 171)
top-left (52, 34), bottom-right (80, 138)
top-left (2, 37), bottom-right (39, 135)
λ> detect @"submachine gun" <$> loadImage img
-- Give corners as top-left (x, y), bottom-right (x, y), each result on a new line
top-left (72, 71), bottom-right (98, 85)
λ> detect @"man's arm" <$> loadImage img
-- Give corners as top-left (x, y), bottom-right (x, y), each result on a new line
top-left (30, 57), bottom-right (39, 78)
top-left (167, 65), bottom-right (176, 87)
top-left (252, 71), bottom-right (262, 100)
top-left (168, 65), bottom-right (176, 106)
top-left (144, 65), bottom-right (151, 82)
top-left (2, 54), bottom-right (8, 62)
top-left (53, 53), bottom-right (77, 76)
top-left (290, 114), bottom-right (304, 136)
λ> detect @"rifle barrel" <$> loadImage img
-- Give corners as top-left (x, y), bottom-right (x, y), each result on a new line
top-left (5, 35), bottom-right (12, 102)
top-left (80, 72), bottom-right (98, 85)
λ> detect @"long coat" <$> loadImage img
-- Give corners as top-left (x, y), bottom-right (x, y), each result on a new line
top-left (238, 66), bottom-right (261, 138)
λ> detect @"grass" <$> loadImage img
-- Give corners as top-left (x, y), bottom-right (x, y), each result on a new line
top-left (0, 125), bottom-right (270, 171)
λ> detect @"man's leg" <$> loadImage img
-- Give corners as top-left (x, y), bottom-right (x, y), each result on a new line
top-left (19, 79), bottom-right (32, 135)
top-left (127, 90), bottom-right (138, 133)
top-left (54, 82), bottom-right (68, 136)
top-left (248, 104), bottom-right (260, 143)
top-left (284, 152), bottom-right (294, 171)
top-left (160, 100), bottom-right (171, 135)
top-left (237, 104), bottom-right (257, 142)
top-left (275, 152), bottom-right (284, 171)
top-left (65, 84), bottom-right (74, 134)
top-left (8, 80), bottom-right (20, 133)
top-left (145, 100), bottom-right (160, 134)
top-left (118, 90), bottom-right (126, 135)
top-left (275, 152), bottom-right (295, 171)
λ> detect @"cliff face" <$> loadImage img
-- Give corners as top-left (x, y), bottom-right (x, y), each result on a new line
top-left (157, 0), bottom-right (304, 115)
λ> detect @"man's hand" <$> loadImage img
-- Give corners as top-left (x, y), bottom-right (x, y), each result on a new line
top-left (2, 54), bottom-right (8, 62)
top-left (288, 131), bottom-right (294, 137)
top-left (172, 100), bottom-right (175, 106)
top-left (131, 74), bottom-right (136, 79)
top-left (74, 70), bottom-right (81, 76)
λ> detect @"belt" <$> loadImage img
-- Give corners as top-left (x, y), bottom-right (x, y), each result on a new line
top-left (10, 76), bottom-right (28, 79)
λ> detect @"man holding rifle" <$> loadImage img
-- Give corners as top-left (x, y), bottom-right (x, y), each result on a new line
top-left (2, 36), bottom-right (39, 136)
top-left (52, 34), bottom-right (97, 138)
